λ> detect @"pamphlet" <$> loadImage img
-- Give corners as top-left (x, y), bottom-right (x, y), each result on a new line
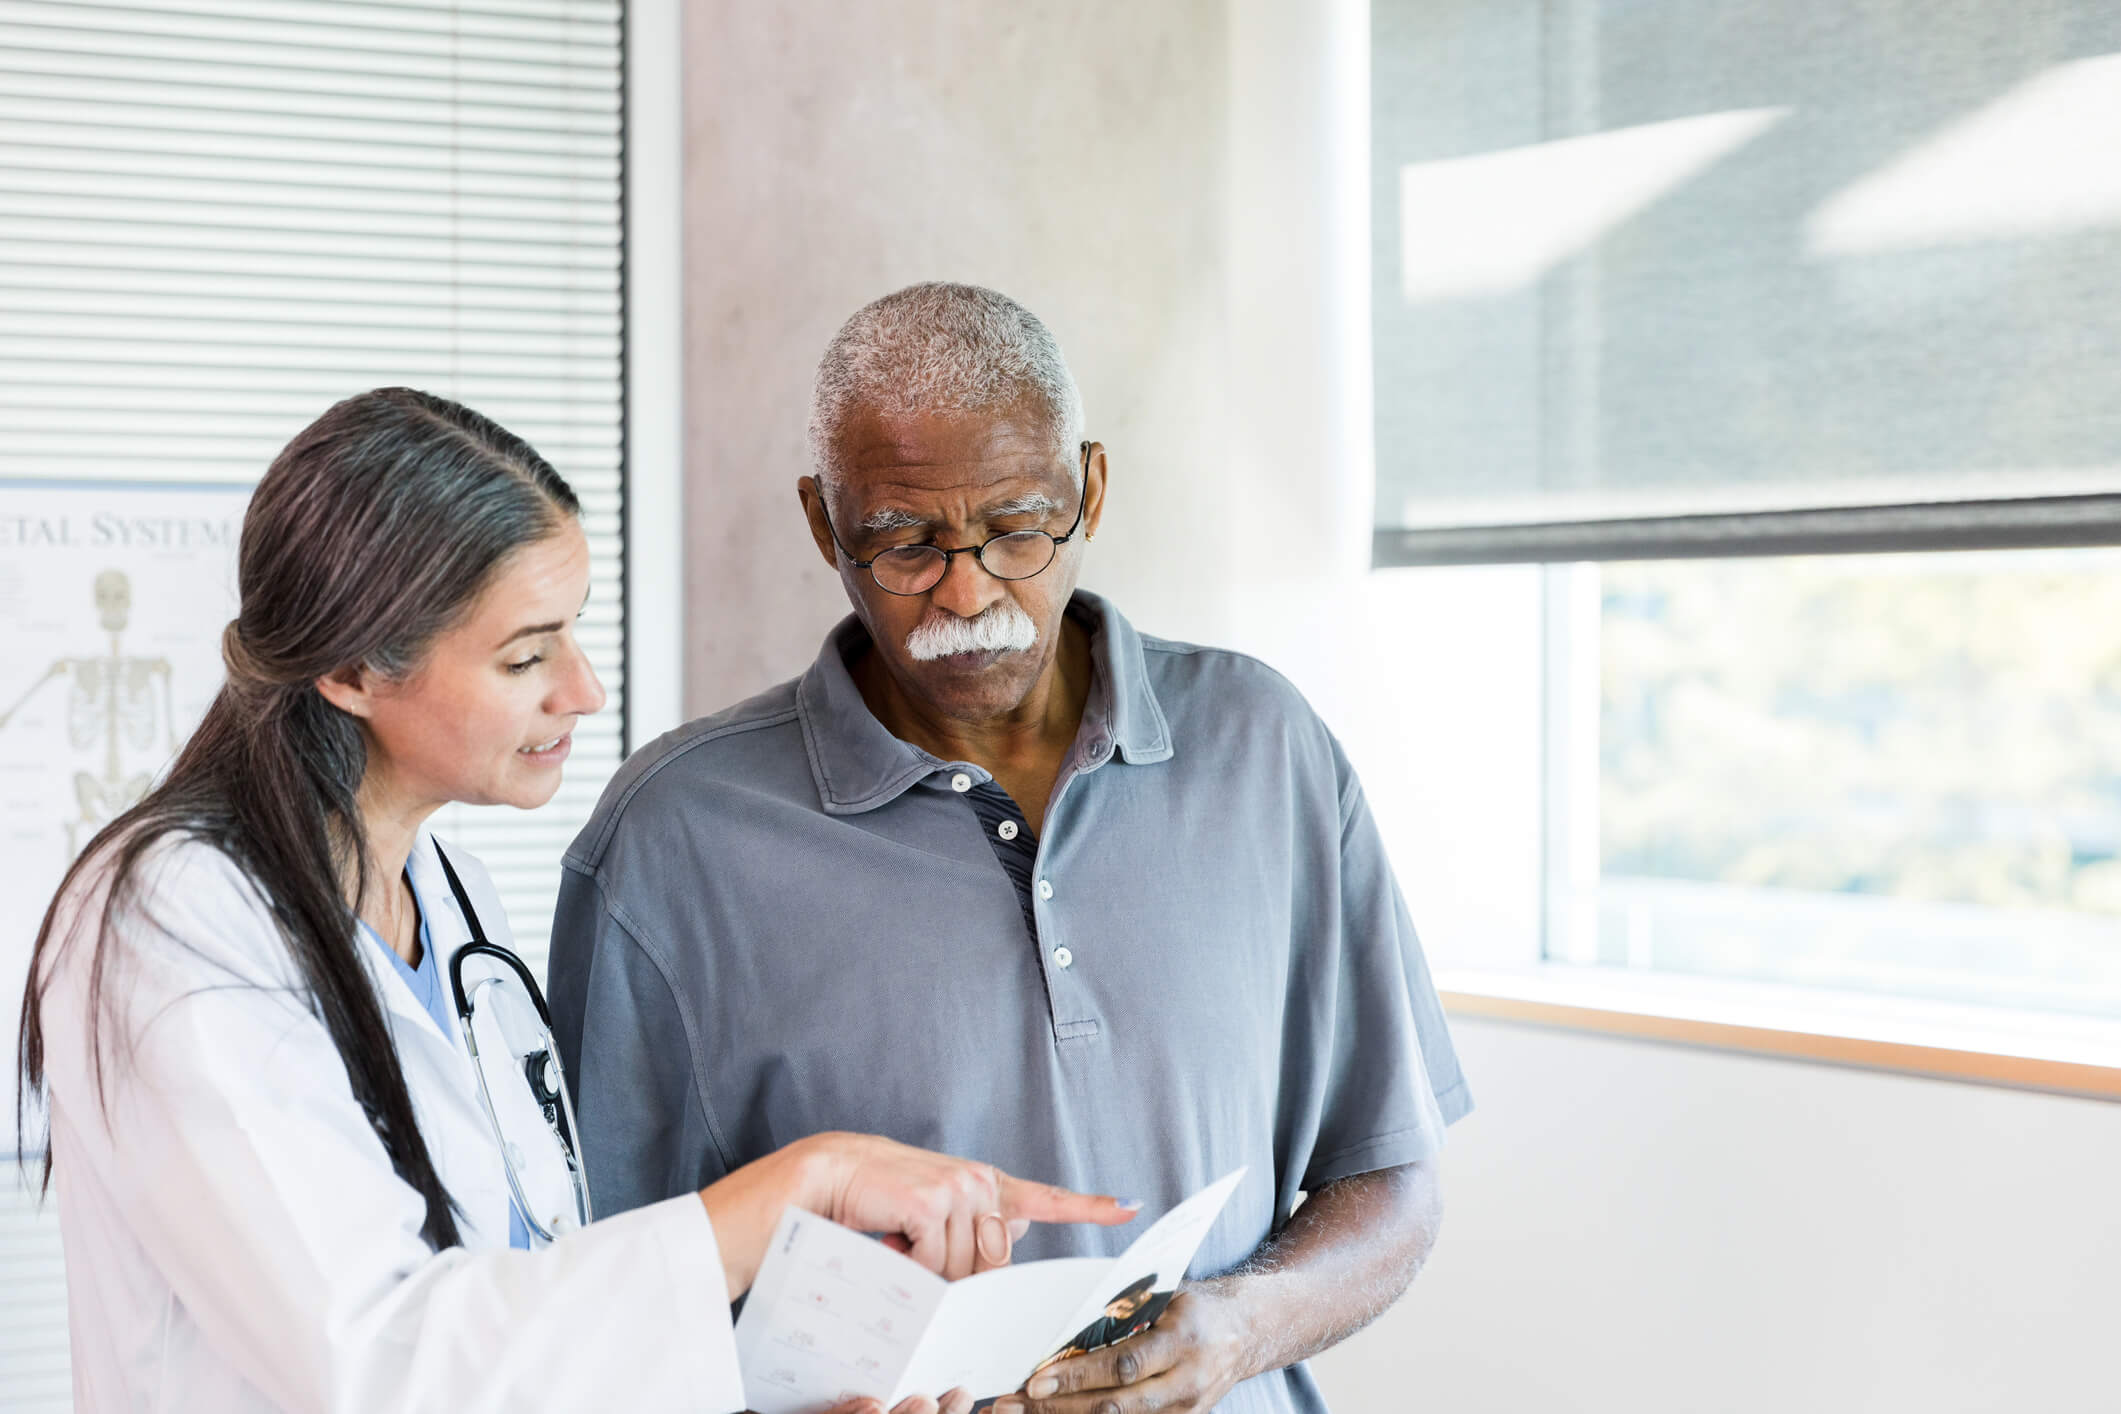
top-left (735, 1169), bottom-right (1247, 1413)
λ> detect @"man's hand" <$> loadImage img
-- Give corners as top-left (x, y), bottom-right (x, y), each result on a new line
top-left (996, 1285), bottom-right (1252, 1414)
top-left (999, 1162), bottom-right (1443, 1414)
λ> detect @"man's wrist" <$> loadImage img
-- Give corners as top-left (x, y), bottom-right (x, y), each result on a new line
top-left (1181, 1275), bottom-right (1274, 1388)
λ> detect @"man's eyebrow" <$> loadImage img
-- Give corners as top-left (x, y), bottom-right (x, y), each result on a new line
top-left (858, 492), bottom-right (1064, 535)
top-left (859, 506), bottom-right (927, 533)
top-left (984, 492), bottom-right (1065, 519)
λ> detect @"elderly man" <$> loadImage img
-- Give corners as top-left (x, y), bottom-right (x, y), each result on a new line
top-left (548, 283), bottom-right (1470, 1414)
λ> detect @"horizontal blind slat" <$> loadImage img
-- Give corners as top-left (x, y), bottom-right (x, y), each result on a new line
top-left (1, 2), bottom-right (619, 68)
top-left (1, 314), bottom-right (620, 358)
top-left (0, 342), bottom-right (621, 379)
top-left (4, 1), bottom-right (619, 41)
top-left (0, 403), bottom-right (620, 437)
top-left (1, 288), bottom-right (621, 334)
top-left (1, 208), bottom-right (619, 258)
top-left (3, 167), bottom-right (620, 224)
top-left (0, 44), bottom-right (621, 112)
top-left (4, 305), bottom-right (613, 343)
top-left (0, 69), bottom-right (623, 135)
top-left (0, 92), bottom-right (621, 158)
top-left (0, 239), bottom-right (619, 289)
top-left (0, 126), bottom-right (620, 192)
top-left (0, 36), bottom-right (616, 99)
top-left (0, 363), bottom-right (621, 405)
top-left (0, 265), bottom-right (622, 313)
top-left (0, 235), bottom-right (619, 278)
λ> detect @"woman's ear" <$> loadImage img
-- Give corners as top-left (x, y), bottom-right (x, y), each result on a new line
top-left (312, 665), bottom-right (375, 720)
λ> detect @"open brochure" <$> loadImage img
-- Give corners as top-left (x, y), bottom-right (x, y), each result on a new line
top-left (735, 1169), bottom-right (1247, 1413)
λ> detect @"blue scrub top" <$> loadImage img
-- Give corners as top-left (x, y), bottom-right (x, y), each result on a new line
top-left (361, 877), bottom-right (533, 1251)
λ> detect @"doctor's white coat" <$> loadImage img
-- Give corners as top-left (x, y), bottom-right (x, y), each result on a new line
top-left (34, 830), bottom-right (747, 1414)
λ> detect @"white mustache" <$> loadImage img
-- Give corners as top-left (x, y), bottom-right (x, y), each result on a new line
top-left (905, 601), bottom-right (1040, 661)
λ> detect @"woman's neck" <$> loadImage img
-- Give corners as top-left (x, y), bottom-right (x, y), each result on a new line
top-left (349, 770), bottom-right (440, 965)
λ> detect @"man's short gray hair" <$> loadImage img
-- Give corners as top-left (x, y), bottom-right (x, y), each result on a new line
top-left (808, 283), bottom-right (1085, 493)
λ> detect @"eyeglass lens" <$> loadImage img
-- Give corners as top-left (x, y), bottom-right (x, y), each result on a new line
top-left (872, 530), bottom-right (1058, 595)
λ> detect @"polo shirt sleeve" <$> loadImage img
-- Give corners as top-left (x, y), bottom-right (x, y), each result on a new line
top-left (547, 861), bottom-right (732, 1217)
top-left (1295, 763), bottom-right (1473, 1193)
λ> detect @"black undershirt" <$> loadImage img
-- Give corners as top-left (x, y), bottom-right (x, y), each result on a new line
top-left (963, 779), bottom-right (1040, 940)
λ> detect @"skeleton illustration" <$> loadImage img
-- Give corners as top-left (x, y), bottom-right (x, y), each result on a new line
top-left (0, 570), bottom-right (178, 855)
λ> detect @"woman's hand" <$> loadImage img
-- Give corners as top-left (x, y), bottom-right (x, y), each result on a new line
top-left (811, 1133), bottom-right (1139, 1281)
top-left (828, 1392), bottom-right (974, 1414)
top-left (701, 1132), bottom-right (1139, 1299)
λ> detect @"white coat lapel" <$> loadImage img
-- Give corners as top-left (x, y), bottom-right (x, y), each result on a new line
top-left (405, 829), bottom-right (486, 959)
top-left (390, 830), bottom-right (494, 1091)
top-left (354, 844), bottom-right (460, 1056)
top-left (354, 915), bottom-right (457, 1054)
top-left (371, 831), bottom-right (520, 1247)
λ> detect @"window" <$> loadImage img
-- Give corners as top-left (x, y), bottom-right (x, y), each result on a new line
top-left (0, 4), bottom-right (636, 1406)
top-left (1558, 550), bottom-right (2121, 1019)
top-left (1368, 0), bottom-right (2121, 1051)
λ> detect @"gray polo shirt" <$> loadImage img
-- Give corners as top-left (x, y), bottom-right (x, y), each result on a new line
top-left (547, 592), bottom-right (1469, 1414)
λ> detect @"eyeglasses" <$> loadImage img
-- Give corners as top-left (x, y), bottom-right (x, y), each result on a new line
top-left (821, 442), bottom-right (1090, 597)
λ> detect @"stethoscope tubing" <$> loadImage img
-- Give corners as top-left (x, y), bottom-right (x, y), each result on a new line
top-left (432, 842), bottom-right (595, 1242)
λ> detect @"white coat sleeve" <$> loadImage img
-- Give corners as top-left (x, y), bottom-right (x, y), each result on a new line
top-left (38, 841), bottom-right (748, 1414)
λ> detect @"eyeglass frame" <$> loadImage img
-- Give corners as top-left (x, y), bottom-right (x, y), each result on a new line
top-left (818, 441), bottom-right (1092, 597)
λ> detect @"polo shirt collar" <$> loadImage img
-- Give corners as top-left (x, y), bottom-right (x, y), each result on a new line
top-left (796, 589), bottom-right (1174, 816)
top-left (1073, 590), bottom-right (1175, 766)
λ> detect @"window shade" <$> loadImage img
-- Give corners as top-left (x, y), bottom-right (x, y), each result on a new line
top-left (0, 3), bottom-right (627, 1405)
top-left (1370, 0), bottom-right (2121, 565)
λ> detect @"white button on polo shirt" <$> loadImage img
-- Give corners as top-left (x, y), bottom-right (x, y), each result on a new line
top-left (1052, 946), bottom-right (1074, 969)
top-left (997, 820), bottom-right (1019, 841)
top-left (1037, 879), bottom-right (1054, 900)
top-left (950, 772), bottom-right (972, 792)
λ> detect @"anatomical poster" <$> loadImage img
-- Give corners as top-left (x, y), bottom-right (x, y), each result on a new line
top-left (0, 482), bottom-right (251, 1153)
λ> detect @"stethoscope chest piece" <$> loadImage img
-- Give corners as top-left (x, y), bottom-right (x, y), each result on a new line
top-left (433, 843), bottom-right (594, 1244)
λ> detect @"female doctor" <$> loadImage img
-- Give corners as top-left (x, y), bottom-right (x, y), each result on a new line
top-left (16, 388), bottom-right (1134, 1414)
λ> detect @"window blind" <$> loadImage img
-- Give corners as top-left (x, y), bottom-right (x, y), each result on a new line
top-left (0, 3), bottom-right (628, 1405)
top-left (1370, 0), bottom-right (2121, 565)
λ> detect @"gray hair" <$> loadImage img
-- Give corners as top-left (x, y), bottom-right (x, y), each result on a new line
top-left (807, 282), bottom-right (1085, 494)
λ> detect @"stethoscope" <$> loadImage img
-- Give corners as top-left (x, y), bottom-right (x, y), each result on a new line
top-left (432, 841), bottom-right (594, 1243)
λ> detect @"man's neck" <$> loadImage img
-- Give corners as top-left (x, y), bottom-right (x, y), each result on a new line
top-left (854, 615), bottom-right (1094, 829)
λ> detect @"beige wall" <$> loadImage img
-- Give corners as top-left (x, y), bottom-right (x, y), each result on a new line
top-left (680, 1), bottom-right (1232, 716)
top-left (1312, 1018), bottom-right (2121, 1414)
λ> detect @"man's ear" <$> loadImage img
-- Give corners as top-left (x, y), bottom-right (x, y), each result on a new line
top-left (796, 476), bottom-right (841, 571)
top-left (313, 664), bottom-right (376, 720)
top-left (1082, 442), bottom-right (1109, 543)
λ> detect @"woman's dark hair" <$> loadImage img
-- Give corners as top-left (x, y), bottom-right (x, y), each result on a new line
top-left (16, 388), bottom-right (580, 1249)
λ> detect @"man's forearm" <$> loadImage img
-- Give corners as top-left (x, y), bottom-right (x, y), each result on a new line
top-left (1191, 1160), bottom-right (1442, 1382)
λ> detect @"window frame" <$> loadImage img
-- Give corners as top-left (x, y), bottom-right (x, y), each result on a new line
top-left (1375, 492), bottom-right (2121, 568)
